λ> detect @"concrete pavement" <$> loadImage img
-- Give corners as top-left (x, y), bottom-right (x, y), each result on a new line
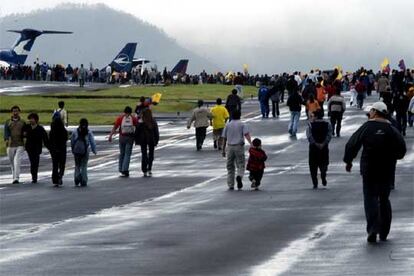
top-left (0, 95), bottom-right (413, 275)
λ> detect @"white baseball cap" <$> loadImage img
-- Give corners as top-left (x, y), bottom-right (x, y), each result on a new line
top-left (371, 101), bottom-right (388, 114)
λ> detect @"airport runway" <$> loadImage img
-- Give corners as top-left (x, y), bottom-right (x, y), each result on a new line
top-left (0, 80), bottom-right (112, 95)
top-left (0, 96), bottom-right (413, 275)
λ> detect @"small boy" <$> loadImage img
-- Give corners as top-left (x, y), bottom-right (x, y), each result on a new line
top-left (246, 138), bottom-right (267, 190)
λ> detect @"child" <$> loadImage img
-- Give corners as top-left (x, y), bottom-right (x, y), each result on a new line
top-left (246, 138), bottom-right (267, 190)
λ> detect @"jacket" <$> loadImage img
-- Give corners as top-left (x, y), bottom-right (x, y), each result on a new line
top-left (24, 124), bottom-right (49, 154)
top-left (343, 119), bottom-right (406, 176)
top-left (187, 107), bottom-right (212, 128)
top-left (4, 117), bottom-right (26, 147)
top-left (247, 147), bottom-right (267, 171)
top-left (225, 94), bottom-right (241, 111)
top-left (328, 95), bottom-right (346, 113)
top-left (286, 92), bottom-right (303, 112)
top-left (71, 128), bottom-right (97, 155)
top-left (49, 124), bottom-right (68, 153)
top-left (210, 105), bottom-right (229, 130)
top-left (136, 118), bottom-right (159, 146)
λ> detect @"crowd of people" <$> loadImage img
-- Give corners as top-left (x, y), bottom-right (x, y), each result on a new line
top-left (3, 65), bottom-right (413, 243)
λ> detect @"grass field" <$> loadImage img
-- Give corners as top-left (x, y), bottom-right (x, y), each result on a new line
top-left (0, 84), bottom-right (256, 156)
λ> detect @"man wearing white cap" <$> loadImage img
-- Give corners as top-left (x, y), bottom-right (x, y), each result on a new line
top-left (343, 101), bottom-right (406, 243)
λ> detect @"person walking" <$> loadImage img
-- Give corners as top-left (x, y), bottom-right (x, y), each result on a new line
top-left (49, 116), bottom-right (68, 187)
top-left (23, 113), bottom-right (49, 183)
top-left (269, 80), bottom-right (281, 118)
top-left (306, 110), bottom-right (332, 189)
top-left (225, 89), bottom-right (242, 120)
top-left (78, 64), bottom-right (86, 87)
top-left (258, 83), bottom-right (270, 118)
top-left (316, 83), bottom-right (327, 116)
top-left (305, 94), bottom-right (320, 119)
top-left (286, 90), bottom-right (303, 137)
top-left (109, 106), bottom-right (138, 177)
top-left (53, 101), bottom-right (68, 127)
top-left (136, 109), bottom-right (159, 177)
top-left (343, 101), bottom-right (406, 243)
top-left (246, 138), bottom-right (267, 191)
top-left (3, 106), bottom-right (26, 184)
top-left (327, 90), bottom-right (346, 137)
top-left (210, 98), bottom-right (229, 150)
top-left (393, 90), bottom-right (409, 136)
top-left (187, 100), bottom-right (212, 151)
top-left (355, 79), bottom-right (366, 109)
top-left (222, 110), bottom-right (252, 190)
top-left (71, 118), bottom-right (97, 187)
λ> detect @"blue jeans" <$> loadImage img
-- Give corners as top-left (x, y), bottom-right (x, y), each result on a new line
top-left (288, 111), bottom-right (301, 135)
top-left (74, 152), bottom-right (89, 186)
top-left (119, 136), bottom-right (134, 173)
top-left (260, 100), bottom-right (269, 117)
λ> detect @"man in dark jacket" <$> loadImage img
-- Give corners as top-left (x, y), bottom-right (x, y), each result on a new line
top-left (286, 90), bottom-right (303, 137)
top-left (24, 113), bottom-right (49, 183)
top-left (343, 101), bottom-right (406, 243)
top-left (225, 89), bottom-right (242, 119)
top-left (306, 110), bottom-right (332, 189)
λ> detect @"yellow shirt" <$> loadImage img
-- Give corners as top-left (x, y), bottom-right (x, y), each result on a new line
top-left (210, 105), bottom-right (229, 129)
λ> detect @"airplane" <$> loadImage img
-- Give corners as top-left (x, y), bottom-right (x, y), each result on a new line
top-left (0, 28), bottom-right (72, 67)
top-left (171, 59), bottom-right (189, 76)
top-left (105, 42), bottom-right (137, 73)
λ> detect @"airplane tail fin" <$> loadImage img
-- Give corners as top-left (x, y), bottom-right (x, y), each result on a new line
top-left (109, 43), bottom-right (137, 72)
top-left (8, 29), bottom-right (72, 64)
top-left (171, 59), bottom-right (189, 75)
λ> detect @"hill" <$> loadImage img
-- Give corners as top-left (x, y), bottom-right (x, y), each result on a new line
top-left (0, 3), bottom-right (217, 73)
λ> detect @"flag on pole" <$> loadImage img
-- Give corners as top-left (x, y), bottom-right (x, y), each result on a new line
top-left (381, 58), bottom-right (390, 73)
top-left (243, 64), bottom-right (249, 75)
top-left (398, 59), bottom-right (406, 71)
top-left (334, 65), bottom-right (343, 80)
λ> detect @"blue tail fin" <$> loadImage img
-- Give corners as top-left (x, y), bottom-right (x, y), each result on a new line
top-left (109, 43), bottom-right (137, 73)
top-left (7, 29), bottom-right (72, 65)
top-left (171, 59), bottom-right (189, 75)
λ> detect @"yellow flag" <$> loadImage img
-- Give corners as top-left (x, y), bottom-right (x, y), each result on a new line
top-left (152, 93), bottom-right (162, 104)
top-left (380, 58), bottom-right (389, 70)
top-left (335, 65), bottom-right (343, 80)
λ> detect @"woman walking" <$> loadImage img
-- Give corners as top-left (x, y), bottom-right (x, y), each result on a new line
top-left (49, 116), bottom-right (68, 187)
top-left (136, 109), bottom-right (159, 177)
top-left (71, 118), bottom-right (96, 187)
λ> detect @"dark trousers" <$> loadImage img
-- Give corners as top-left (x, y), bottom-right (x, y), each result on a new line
top-left (260, 101), bottom-right (269, 118)
top-left (51, 150), bottom-right (66, 184)
top-left (357, 93), bottom-right (365, 108)
top-left (330, 112), bottom-right (343, 136)
top-left (249, 170), bottom-right (264, 186)
top-left (27, 151), bottom-right (40, 182)
top-left (271, 100), bottom-right (280, 117)
top-left (318, 101), bottom-right (325, 117)
top-left (396, 112), bottom-right (407, 135)
top-left (195, 127), bottom-right (207, 150)
top-left (309, 147), bottom-right (328, 187)
top-left (362, 173), bottom-right (392, 238)
top-left (140, 143), bottom-right (154, 173)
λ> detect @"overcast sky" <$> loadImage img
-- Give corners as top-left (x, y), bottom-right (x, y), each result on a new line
top-left (1, 0), bottom-right (413, 73)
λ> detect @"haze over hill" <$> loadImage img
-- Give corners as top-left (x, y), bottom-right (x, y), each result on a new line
top-left (0, 4), bottom-right (218, 73)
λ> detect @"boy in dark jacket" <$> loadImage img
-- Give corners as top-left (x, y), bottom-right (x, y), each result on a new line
top-left (24, 113), bottom-right (49, 183)
top-left (247, 138), bottom-right (267, 191)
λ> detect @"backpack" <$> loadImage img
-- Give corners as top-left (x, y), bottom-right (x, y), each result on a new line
top-left (52, 110), bottom-right (61, 121)
top-left (121, 115), bottom-right (135, 135)
top-left (73, 134), bottom-right (87, 156)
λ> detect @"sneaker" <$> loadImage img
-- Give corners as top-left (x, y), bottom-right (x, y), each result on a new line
top-left (250, 179), bottom-right (257, 188)
top-left (379, 234), bottom-right (387, 242)
top-left (236, 176), bottom-right (243, 190)
top-left (322, 179), bottom-right (327, 186)
top-left (143, 172), bottom-right (148, 177)
top-left (367, 232), bottom-right (377, 243)
top-left (148, 171), bottom-right (152, 177)
top-left (313, 185), bottom-right (318, 189)
top-left (12, 180), bottom-right (19, 184)
top-left (31, 179), bottom-right (37, 184)
top-left (228, 187), bottom-right (234, 191)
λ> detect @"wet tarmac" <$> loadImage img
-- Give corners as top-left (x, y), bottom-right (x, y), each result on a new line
top-left (0, 95), bottom-right (413, 275)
